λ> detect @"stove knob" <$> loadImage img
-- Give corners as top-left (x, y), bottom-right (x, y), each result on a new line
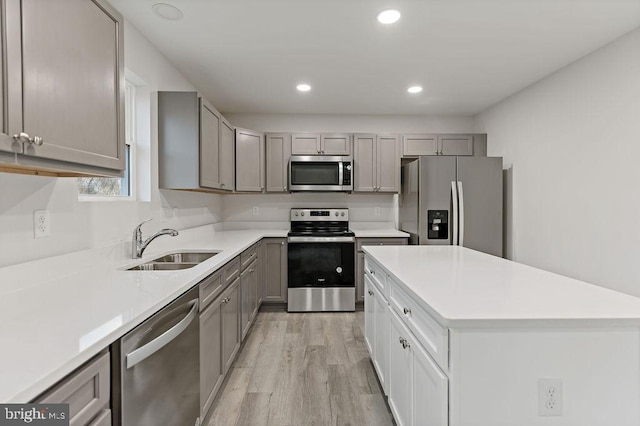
top-left (295, 212), bottom-right (299, 216)
top-left (341, 212), bottom-right (345, 217)
top-left (301, 212), bottom-right (305, 216)
top-left (335, 212), bottom-right (339, 217)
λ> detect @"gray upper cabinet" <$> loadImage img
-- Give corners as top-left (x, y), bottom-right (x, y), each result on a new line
top-left (0, 0), bottom-right (124, 176)
top-left (321, 133), bottom-right (351, 155)
top-left (219, 118), bottom-right (235, 191)
top-left (439, 134), bottom-right (474, 156)
top-left (292, 133), bottom-right (352, 155)
top-left (354, 134), bottom-right (400, 193)
top-left (158, 91), bottom-right (230, 193)
top-left (199, 99), bottom-right (221, 189)
top-left (291, 133), bottom-right (320, 155)
top-left (265, 133), bottom-right (291, 193)
top-left (402, 134), bottom-right (438, 156)
top-left (402, 134), bottom-right (486, 157)
top-left (235, 128), bottom-right (265, 192)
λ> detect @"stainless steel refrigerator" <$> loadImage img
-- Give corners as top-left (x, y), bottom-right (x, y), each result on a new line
top-left (399, 156), bottom-right (503, 257)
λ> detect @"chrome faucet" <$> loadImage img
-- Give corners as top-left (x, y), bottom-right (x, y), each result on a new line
top-left (132, 218), bottom-right (179, 258)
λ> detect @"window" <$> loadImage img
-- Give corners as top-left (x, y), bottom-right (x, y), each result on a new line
top-left (78, 81), bottom-right (136, 199)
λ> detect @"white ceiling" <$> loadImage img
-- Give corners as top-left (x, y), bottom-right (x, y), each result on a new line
top-left (110, 0), bottom-right (640, 116)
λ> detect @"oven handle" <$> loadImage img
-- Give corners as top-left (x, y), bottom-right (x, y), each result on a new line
top-left (287, 236), bottom-right (355, 243)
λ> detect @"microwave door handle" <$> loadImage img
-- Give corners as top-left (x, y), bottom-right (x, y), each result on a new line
top-left (338, 161), bottom-right (344, 188)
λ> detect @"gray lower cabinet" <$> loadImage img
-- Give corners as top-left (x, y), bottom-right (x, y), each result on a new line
top-left (221, 278), bottom-right (241, 374)
top-left (262, 238), bottom-right (287, 303)
top-left (356, 238), bottom-right (407, 302)
top-left (0, 0), bottom-right (125, 176)
top-left (354, 134), bottom-right (400, 193)
top-left (36, 351), bottom-right (111, 426)
top-left (402, 134), bottom-right (487, 157)
top-left (199, 291), bottom-right (223, 419)
top-left (265, 133), bottom-right (291, 192)
top-left (235, 128), bottom-right (265, 192)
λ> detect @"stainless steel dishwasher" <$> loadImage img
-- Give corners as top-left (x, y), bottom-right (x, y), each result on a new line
top-left (114, 287), bottom-right (200, 426)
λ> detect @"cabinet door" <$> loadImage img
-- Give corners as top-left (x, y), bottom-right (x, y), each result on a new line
top-left (439, 134), bottom-right (473, 156)
top-left (388, 310), bottom-right (413, 426)
top-left (265, 133), bottom-right (291, 192)
top-left (263, 238), bottom-right (287, 302)
top-left (200, 296), bottom-right (223, 418)
top-left (356, 252), bottom-right (365, 301)
top-left (37, 352), bottom-right (110, 426)
top-left (249, 260), bottom-right (259, 321)
top-left (353, 134), bottom-right (376, 192)
top-left (402, 134), bottom-right (438, 157)
top-left (377, 134), bottom-right (400, 192)
top-left (235, 128), bottom-right (265, 192)
top-left (364, 276), bottom-right (375, 356)
top-left (221, 279), bottom-right (240, 373)
top-left (200, 98), bottom-right (221, 189)
top-left (19, 0), bottom-right (124, 170)
top-left (219, 118), bottom-right (235, 191)
top-left (413, 338), bottom-right (448, 426)
top-left (373, 283), bottom-right (389, 394)
top-left (240, 267), bottom-right (251, 340)
top-left (321, 133), bottom-right (351, 155)
top-left (0, 9), bottom-right (20, 154)
top-left (291, 133), bottom-right (320, 155)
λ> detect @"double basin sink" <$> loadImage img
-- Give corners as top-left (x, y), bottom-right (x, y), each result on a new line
top-left (127, 251), bottom-right (220, 271)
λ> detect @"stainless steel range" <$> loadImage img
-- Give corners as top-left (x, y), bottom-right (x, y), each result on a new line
top-left (287, 208), bottom-right (355, 312)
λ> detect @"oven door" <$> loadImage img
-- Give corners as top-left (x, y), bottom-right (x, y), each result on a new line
top-left (287, 238), bottom-right (355, 288)
top-left (289, 156), bottom-right (346, 191)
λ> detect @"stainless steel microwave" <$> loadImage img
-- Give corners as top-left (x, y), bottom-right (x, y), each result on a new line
top-left (288, 156), bottom-right (353, 192)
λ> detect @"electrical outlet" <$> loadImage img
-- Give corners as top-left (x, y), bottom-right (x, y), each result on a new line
top-left (34, 210), bottom-right (50, 238)
top-left (375, 207), bottom-right (381, 216)
top-left (252, 206), bottom-right (259, 216)
top-left (538, 379), bottom-right (563, 416)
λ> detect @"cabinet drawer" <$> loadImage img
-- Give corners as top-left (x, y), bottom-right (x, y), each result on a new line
top-left (389, 278), bottom-right (448, 372)
top-left (199, 270), bottom-right (223, 311)
top-left (88, 409), bottom-right (111, 426)
top-left (356, 238), bottom-right (407, 252)
top-left (222, 257), bottom-right (240, 285)
top-left (37, 352), bottom-right (110, 426)
top-left (364, 256), bottom-right (387, 298)
top-left (240, 244), bottom-right (258, 271)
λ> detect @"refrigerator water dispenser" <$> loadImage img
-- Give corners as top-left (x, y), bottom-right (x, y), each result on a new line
top-left (427, 210), bottom-right (448, 239)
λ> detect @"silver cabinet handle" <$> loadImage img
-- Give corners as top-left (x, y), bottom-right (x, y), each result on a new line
top-left (399, 337), bottom-right (410, 349)
top-left (13, 132), bottom-right (44, 146)
top-left (222, 297), bottom-right (230, 304)
top-left (281, 241), bottom-right (284, 245)
top-left (250, 268), bottom-right (255, 273)
top-left (126, 298), bottom-right (199, 369)
top-left (368, 269), bottom-right (375, 275)
top-left (403, 307), bottom-right (412, 316)
top-left (399, 337), bottom-right (405, 345)
top-left (368, 290), bottom-right (374, 296)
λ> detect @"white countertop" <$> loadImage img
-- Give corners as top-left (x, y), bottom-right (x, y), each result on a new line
top-left (0, 226), bottom-right (287, 403)
top-left (363, 245), bottom-right (640, 328)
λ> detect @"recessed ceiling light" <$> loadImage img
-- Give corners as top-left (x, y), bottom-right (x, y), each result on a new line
top-left (296, 84), bottom-right (311, 92)
top-left (152, 3), bottom-right (183, 21)
top-left (407, 86), bottom-right (423, 94)
top-left (377, 10), bottom-right (401, 24)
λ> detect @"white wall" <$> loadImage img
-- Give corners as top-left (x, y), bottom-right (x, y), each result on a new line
top-left (474, 28), bottom-right (640, 297)
top-left (0, 22), bottom-right (222, 267)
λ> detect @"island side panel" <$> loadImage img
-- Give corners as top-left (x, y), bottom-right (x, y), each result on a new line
top-left (449, 327), bottom-right (640, 426)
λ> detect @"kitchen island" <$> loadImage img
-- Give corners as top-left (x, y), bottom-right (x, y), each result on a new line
top-left (363, 245), bottom-right (640, 426)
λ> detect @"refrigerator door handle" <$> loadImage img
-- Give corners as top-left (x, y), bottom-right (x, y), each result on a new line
top-left (457, 181), bottom-right (465, 247)
top-left (451, 181), bottom-right (458, 245)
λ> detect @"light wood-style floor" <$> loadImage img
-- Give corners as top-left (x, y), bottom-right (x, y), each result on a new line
top-left (206, 311), bottom-right (394, 426)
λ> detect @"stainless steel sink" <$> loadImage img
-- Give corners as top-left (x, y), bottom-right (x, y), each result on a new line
top-left (151, 252), bottom-right (219, 263)
top-left (126, 251), bottom-right (220, 271)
